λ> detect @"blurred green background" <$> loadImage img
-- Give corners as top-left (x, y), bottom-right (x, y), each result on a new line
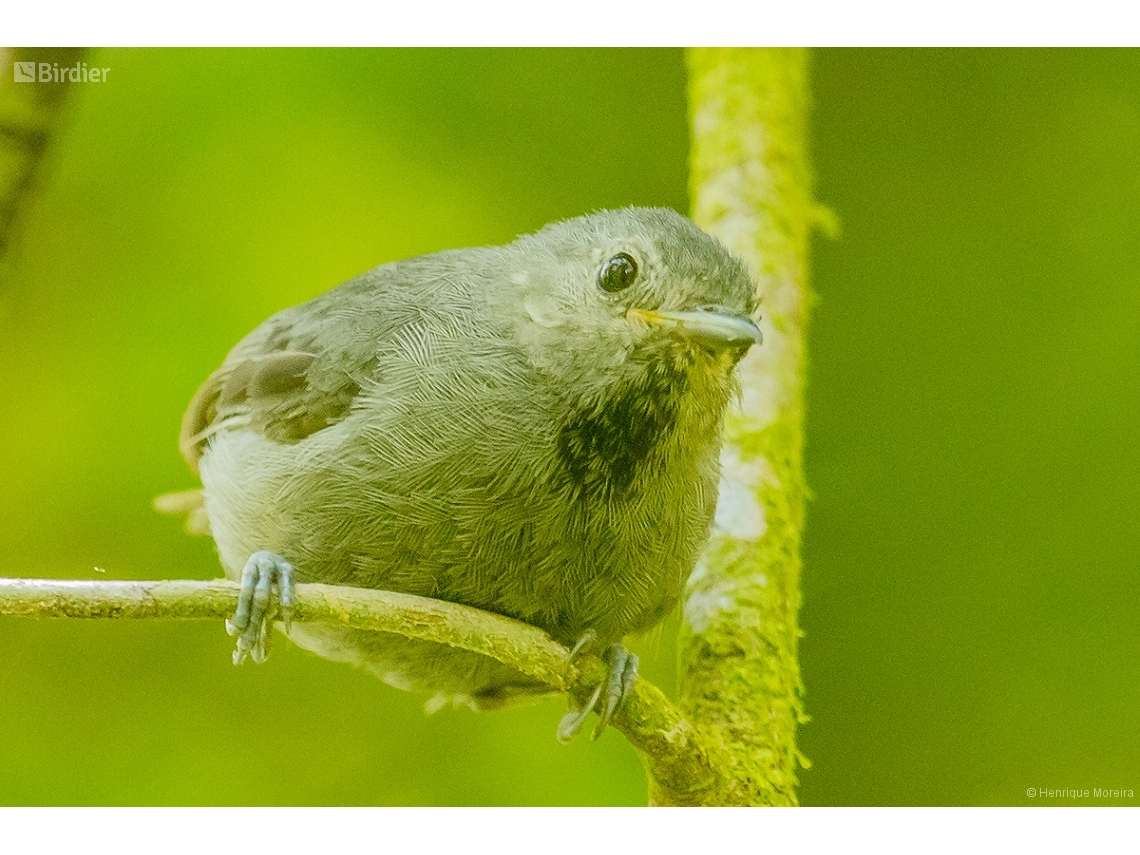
top-left (0, 48), bottom-right (1136, 806)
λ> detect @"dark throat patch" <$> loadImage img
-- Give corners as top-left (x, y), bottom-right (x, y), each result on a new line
top-left (557, 357), bottom-right (691, 499)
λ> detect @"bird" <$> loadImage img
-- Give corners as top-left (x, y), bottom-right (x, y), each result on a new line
top-left (165, 207), bottom-right (761, 740)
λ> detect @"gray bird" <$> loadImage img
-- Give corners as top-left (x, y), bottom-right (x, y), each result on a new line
top-left (168, 207), bottom-right (760, 739)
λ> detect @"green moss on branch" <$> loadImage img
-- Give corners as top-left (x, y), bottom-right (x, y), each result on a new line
top-left (0, 575), bottom-right (716, 789)
top-left (679, 47), bottom-right (814, 806)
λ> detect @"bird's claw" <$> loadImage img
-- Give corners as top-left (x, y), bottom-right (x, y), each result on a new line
top-left (557, 638), bottom-right (638, 743)
top-left (226, 550), bottom-right (295, 665)
top-left (567, 629), bottom-right (597, 660)
top-left (595, 643), bottom-right (638, 735)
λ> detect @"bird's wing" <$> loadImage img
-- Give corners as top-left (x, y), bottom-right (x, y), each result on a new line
top-left (177, 252), bottom-right (487, 475)
top-left (179, 310), bottom-right (369, 474)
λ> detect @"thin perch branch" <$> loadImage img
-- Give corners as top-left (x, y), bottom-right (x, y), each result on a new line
top-left (0, 577), bottom-right (571, 687)
top-left (0, 576), bottom-right (717, 788)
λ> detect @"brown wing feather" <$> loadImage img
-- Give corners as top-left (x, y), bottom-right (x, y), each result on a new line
top-left (179, 348), bottom-right (361, 473)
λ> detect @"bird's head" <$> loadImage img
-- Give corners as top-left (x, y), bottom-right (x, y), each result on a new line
top-left (495, 207), bottom-right (761, 495)
top-left (501, 207), bottom-right (759, 398)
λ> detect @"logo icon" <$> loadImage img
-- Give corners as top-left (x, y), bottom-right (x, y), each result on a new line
top-left (13, 62), bottom-right (36, 83)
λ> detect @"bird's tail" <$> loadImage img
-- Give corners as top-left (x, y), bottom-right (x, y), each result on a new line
top-left (153, 488), bottom-right (211, 536)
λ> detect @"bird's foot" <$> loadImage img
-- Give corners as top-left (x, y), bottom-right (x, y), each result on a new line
top-left (557, 635), bottom-right (638, 743)
top-left (225, 550), bottom-right (295, 665)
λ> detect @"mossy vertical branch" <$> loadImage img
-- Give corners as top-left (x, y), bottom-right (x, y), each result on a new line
top-left (677, 47), bottom-right (813, 806)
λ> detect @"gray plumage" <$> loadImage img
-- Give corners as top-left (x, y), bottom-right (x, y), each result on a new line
top-left (177, 207), bottom-right (757, 708)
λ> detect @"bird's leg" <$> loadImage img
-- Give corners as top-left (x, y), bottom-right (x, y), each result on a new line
top-left (225, 550), bottom-right (295, 664)
top-left (557, 633), bottom-right (638, 743)
top-left (557, 682), bottom-right (604, 744)
top-left (594, 643), bottom-right (638, 738)
top-left (567, 629), bottom-right (597, 660)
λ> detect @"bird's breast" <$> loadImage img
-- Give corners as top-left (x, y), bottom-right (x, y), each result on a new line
top-left (555, 364), bottom-right (691, 500)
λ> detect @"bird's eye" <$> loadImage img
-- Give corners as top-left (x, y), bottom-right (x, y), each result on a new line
top-left (598, 253), bottom-right (638, 294)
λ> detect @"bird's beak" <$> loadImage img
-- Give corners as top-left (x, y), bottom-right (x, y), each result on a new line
top-left (627, 306), bottom-right (762, 352)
